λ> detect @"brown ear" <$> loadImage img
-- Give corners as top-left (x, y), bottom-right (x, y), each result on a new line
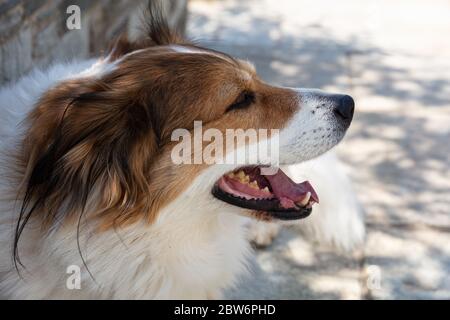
top-left (108, 0), bottom-right (186, 60)
top-left (15, 78), bottom-right (159, 265)
top-left (144, 0), bottom-right (186, 45)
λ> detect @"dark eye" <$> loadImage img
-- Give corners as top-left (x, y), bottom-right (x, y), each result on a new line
top-left (226, 91), bottom-right (255, 112)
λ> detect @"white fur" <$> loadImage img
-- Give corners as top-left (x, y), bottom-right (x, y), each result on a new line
top-left (170, 45), bottom-right (207, 54)
top-left (0, 173), bottom-right (252, 299)
top-left (279, 89), bottom-right (348, 164)
top-left (0, 55), bottom-right (361, 299)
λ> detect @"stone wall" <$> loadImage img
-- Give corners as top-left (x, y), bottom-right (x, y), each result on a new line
top-left (0, 0), bottom-right (188, 85)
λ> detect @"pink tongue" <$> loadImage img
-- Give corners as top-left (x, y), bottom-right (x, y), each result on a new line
top-left (263, 169), bottom-right (319, 206)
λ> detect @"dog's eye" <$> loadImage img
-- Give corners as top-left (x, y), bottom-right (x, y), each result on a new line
top-left (226, 91), bottom-right (255, 112)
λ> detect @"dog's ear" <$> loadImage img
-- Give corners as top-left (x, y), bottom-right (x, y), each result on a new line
top-left (144, 0), bottom-right (185, 46)
top-left (16, 78), bottom-right (159, 256)
top-left (109, 1), bottom-right (186, 60)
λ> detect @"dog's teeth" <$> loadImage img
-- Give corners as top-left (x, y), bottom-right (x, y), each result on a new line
top-left (236, 171), bottom-right (249, 183)
top-left (236, 171), bottom-right (250, 184)
top-left (262, 187), bottom-right (270, 193)
top-left (249, 181), bottom-right (259, 189)
top-left (298, 192), bottom-right (311, 206)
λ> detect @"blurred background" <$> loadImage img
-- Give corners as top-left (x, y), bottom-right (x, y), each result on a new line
top-left (1, 0), bottom-right (449, 299)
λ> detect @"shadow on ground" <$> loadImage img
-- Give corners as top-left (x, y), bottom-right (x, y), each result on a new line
top-left (188, 0), bottom-right (450, 299)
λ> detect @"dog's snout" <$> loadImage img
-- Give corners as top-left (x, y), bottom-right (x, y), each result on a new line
top-left (334, 95), bottom-right (355, 121)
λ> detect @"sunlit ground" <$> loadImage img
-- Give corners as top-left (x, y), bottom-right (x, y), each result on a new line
top-left (188, 0), bottom-right (450, 299)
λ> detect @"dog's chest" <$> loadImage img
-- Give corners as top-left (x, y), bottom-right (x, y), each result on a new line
top-left (86, 213), bottom-right (251, 299)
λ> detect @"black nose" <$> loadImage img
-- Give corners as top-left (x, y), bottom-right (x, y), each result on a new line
top-left (334, 95), bottom-right (355, 121)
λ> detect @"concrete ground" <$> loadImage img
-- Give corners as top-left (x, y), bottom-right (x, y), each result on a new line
top-left (187, 0), bottom-right (450, 299)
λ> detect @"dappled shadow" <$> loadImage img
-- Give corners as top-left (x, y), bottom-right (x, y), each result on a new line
top-left (188, 1), bottom-right (450, 106)
top-left (226, 229), bottom-right (357, 299)
top-left (343, 110), bottom-right (450, 226)
top-left (188, 0), bottom-right (450, 299)
top-left (364, 225), bottom-right (450, 299)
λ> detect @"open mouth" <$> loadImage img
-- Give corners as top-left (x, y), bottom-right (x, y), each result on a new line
top-left (212, 166), bottom-right (319, 220)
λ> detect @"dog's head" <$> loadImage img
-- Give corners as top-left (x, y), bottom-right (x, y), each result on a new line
top-left (16, 3), bottom-right (354, 260)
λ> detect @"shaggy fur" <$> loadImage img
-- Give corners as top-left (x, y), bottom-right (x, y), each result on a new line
top-left (0, 3), bottom-right (364, 299)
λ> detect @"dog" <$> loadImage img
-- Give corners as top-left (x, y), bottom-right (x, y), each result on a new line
top-left (0, 3), bottom-right (359, 299)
